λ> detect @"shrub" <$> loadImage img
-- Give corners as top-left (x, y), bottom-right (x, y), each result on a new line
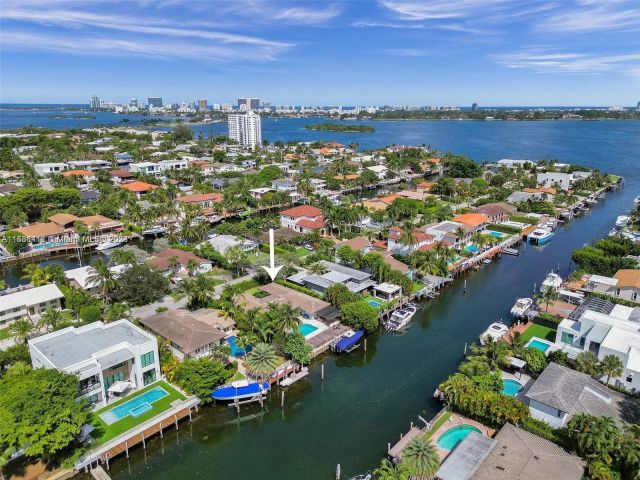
top-left (486, 223), bottom-right (521, 234)
top-left (522, 347), bottom-right (548, 374)
top-left (79, 305), bottom-right (101, 323)
top-left (340, 301), bottom-right (379, 332)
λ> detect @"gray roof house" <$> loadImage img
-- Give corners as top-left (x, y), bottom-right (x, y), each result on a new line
top-left (506, 191), bottom-right (543, 204)
top-left (525, 363), bottom-right (640, 427)
top-left (436, 423), bottom-right (584, 480)
top-left (287, 260), bottom-right (376, 294)
top-left (271, 178), bottom-right (298, 191)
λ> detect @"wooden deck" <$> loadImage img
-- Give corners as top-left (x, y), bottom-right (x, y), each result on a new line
top-left (388, 427), bottom-right (423, 460)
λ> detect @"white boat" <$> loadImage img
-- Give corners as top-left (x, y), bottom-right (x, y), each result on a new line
top-left (615, 215), bottom-right (630, 228)
top-left (142, 225), bottom-right (166, 236)
top-left (635, 195), bottom-right (640, 205)
top-left (510, 298), bottom-right (533, 317)
top-left (540, 273), bottom-right (563, 292)
top-left (95, 238), bottom-right (126, 251)
top-left (608, 228), bottom-right (619, 237)
top-left (479, 322), bottom-right (509, 344)
top-left (385, 305), bottom-right (418, 331)
top-left (527, 227), bottom-right (554, 245)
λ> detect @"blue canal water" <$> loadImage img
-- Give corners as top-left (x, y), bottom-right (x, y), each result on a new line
top-left (2, 110), bottom-right (639, 479)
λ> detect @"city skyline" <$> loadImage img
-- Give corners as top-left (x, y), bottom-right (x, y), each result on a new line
top-left (1, 0), bottom-right (639, 105)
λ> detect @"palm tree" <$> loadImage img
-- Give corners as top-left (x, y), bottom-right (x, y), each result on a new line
top-left (454, 226), bottom-right (467, 244)
top-left (307, 262), bottom-right (327, 275)
top-left (535, 288), bottom-right (560, 312)
top-left (87, 259), bottom-right (116, 303)
top-left (9, 318), bottom-right (34, 344)
top-left (575, 351), bottom-right (601, 377)
top-left (373, 458), bottom-right (412, 480)
top-left (245, 342), bottom-right (279, 378)
top-left (599, 355), bottom-right (623, 385)
top-left (569, 414), bottom-right (620, 464)
top-left (168, 255), bottom-right (181, 276)
top-left (39, 308), bottom-right (73, 332)
top-left (399, 221), bottom-right (418, 251)
top-left (402, 437), bottom-right (440, 478)
top-left (172, 274), bottom-right (216, 310)
top-left (470, 338), bottom-right (511, 370)
top-left (186, 259), bottom-right (200, 277)
top-left (21, 264), bottom-right (52, 287)
top-left (274, 303), bottom-right (302, 337)
top-left (103, 302), bottom-right (132, 323)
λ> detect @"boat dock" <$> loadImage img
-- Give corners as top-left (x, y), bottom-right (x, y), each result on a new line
top-left (90, 466), bottom-right (111, 480)
top-left (502, 247), bottom-right (519, 256)
top-left (280, 367), bottom-right (309, 387)
top-left (75, 396), bottom-right (199, 473)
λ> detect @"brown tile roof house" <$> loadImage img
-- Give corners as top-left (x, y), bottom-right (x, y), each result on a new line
top-left (613, 269), bottom-right (640, 289)
top-left (139, 310), bottom-right (226, 359)
top-left (176, 192), bottom-right (223, 205)
top-left (110, 169), bottom-right (134, 179)
top-left (120, 181), bottom-right (159, 193)
top-left (473, 202), bottom-right (517, 221)
top-left (48, 213), bottom-right (82, 229)
top-left (436, 423), bottom-right (584, 480)
top-left (13, 222), bottom-right (64, 239)
top-left (236, 282), bottom-right (330, 317)
top-left (149, 248), bottom-right (210, 272)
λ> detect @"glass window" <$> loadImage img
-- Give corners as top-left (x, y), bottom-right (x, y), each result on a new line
top-left (103, 371), bottom-right (125, 390)
top-left (560, 332), bottom-right (574, 344)
top-left (143, 368), bottom-right (156, 386)
top-left (141, 351), bottom-right (155, 368)
top-left (633, 292), bottom-right (638, 301)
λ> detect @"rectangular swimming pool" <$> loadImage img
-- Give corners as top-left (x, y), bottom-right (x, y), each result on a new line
top-left (464, 245), bottom-right (479, 253)
top-left (299, 323), bottom-right (318, 337)
top-left (527, 339), bottom-right (551, 353)
top-left (487, 231), bottom-right (506, 238)
top-left (99, 386), bottom-right (168, 425)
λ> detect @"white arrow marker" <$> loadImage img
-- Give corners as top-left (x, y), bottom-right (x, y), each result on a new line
top-left (262, 228), bottom-right (283, 281)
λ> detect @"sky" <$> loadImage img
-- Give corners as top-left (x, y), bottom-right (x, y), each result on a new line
top-left (1, 0), bottom-right (639, 106)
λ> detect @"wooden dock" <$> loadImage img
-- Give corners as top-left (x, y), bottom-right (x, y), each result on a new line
top-left (90, 466), bottom-right (111, 480)
top-left (280, 367), bottom-right (309, 387)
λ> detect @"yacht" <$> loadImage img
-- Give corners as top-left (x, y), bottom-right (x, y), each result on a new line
top-left (385, 305), bottom-right (418, 332)
top-left (510, 298), bottom-right (533, 318)
top-left (609, 228), bottom-right (619, 237)
top-left (540, 272), bottom-right (563, 292)
top-left (527, 227), bottom-right (554, 245)
top-left (479, 322), bottom-right (509, 344)
top-left (142, 225), bottom-right (166, 236)
top-left (615, 215), bottom-right (631, 228)
top-left (95, 238), bottom-right (126, 251)
top-left (634, 195), bottom-right (640, 205)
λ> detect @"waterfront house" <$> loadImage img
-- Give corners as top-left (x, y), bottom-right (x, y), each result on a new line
top-left (205, 234), bottom-right (258, 255)
top-left (138, 310), bottom-right (227, 361)
top-left (424, 221), bottom-right (471, 245)
top-left (387, 225), bottom-right (436, 255)
top-left (435, 423), bottom-right (584, 480)
top-left (120, 181), bottom-right (159, 198)
top-left (373, 282), bottom-right (402, 301)
top-left (149, 248), bottom-right (212, 277)
top-left (473, 202), bottom-right (516, 222)
top-left (109, 169), bottom-right (135, 184)
top-left (366, 165), bottom-right (388, 179)
top-left (582, 269), bottom-right (640, 303)
top-left (28, 320), bottom-right (161, 408)
top-left (0, 284), bottom-right (64, 328)
top-left (505, 191), bottom-right (545, 205)
top-left (175, 192), bottom-right (224, 216)
top-left (525, 362), bottom-right (640, 426)
top-left (537, 172), bottom-right (576, 191)
top-left (554, 299), bottom-right (640, 392)
top-left (0, 184), bottom-right (20, 196)
top-left (65, 264), bottom-right (130, 295)
top-left (279, 205), bottom-right (326, 234)
top-left (452, 213), bottom-right (491, 233)
top-left (236, 282), bottom-right (331, 323)
top-left (249, 187), bottom-right (275, 200)
top-left (337, 236), bottom-right (410, 275)
top-left (287, 260), bottom-right (376, 295)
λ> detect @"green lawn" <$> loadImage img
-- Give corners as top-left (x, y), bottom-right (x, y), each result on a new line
top-left (295, 247), bottom-right (310, 257)
top-left (423, 411), bottom-right (452, 440)
top-left (0, 327), bottom-right (10, 341)
top-left (91, 380), bottom-right (186, 444)
top-left (521, 323), bottom-right (557, 343)
top-left (363, 295), bottom-right (389, 310)
top-left (411, 281), bottom-right (425, 294)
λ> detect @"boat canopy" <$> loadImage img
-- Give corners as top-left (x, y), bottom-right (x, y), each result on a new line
top-left (335, 329), bottom-right (364, 353)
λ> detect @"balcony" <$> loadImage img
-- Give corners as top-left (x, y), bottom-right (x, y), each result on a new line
top-left (78, 381), bottom-right (102, 395)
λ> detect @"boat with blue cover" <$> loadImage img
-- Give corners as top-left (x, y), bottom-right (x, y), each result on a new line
top-left (334, 329), bottom-right (364, 353)
top-left (211, 380), bottom-right (269, 401)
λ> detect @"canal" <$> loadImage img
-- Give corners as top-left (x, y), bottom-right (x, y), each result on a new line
top-left (96, 185), bottom-right (633, 480)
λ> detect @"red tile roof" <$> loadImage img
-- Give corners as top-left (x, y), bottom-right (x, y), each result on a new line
top-left (296, 216), bottom-right (325, 229)
top-left (452, 213), bottom-right (490, 228)
top-left (176, 192), bottom-right (223, 203)
top-left (280, 205), bottom-right (323, 218)
top-left (62, 169), bottom-right (93, 177)
top-left (120, 181), bottom-right (159, 193)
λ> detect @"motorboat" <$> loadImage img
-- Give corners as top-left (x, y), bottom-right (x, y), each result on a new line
top-left (540, 272), bottom-right (563, 292)
top-left (615, 215), bottom-right (630, 228)
top-left (510, 298), bottom-right (533, 317)
top-left (142, 225), bottom-right (166, 236)
top-left (385, 305), bottom-right (418, 332)
top-left (479, 322), bottom-right (509, 344)
top-left (95, 238), bottom-right (126, 251)
top-left (334, 329), bottom-right (365, 353)
top-left (211, 380), bottom-right (269, 401)
top-left (635, 195), bottom-right (640, 205)
top-left (527, 227), bottom-right (554, 245)
top-left (608, 228), bottom-right (619, 237)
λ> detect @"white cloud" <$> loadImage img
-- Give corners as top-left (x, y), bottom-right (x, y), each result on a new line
top-left (272, 4), bottom-right (342, 23)
top-left (542, 1), bottom-right (640, 32)
top-left (495, 49), bottom-right (640, 75)
top-left (379, 0), bottom-right (509, 21)
top-left (383, 48), bottom-right (430, 57)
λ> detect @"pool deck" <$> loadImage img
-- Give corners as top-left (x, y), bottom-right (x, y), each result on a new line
top-left (500, 370), bottom-right (534, 402)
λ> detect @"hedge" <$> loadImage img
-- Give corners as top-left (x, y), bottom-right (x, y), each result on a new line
top-left (274, 279), bottom-right (323, 299)
top-left (487, 223), bottom-right (522, 234)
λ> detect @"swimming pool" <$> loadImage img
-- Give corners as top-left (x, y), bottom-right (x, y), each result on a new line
top-left (487, 231), bottom-right (506, 238)
top-left (299, 323), bottom-right (318, 337)
top-left (227, 336), bottom-right (251, 357)
top-left (502, 379), bottom-right (524, 396)
top-left (527, 338), bottom-right (551, 353)
top-left (464, 244), bottom-right (479, 253)
top-left (437, 425), bottom-right (482, 450)
top-left (367, 299), bottom-right (382, 309)
top-left (32, 241), bottom-right (67, 251)
top-left (99, 386), bottom-right (168, 425)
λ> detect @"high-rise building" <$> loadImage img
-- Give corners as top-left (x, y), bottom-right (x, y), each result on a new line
top-left (198, 99), bottom-right (208, 111)
top-left (263, 101), bottom-right (271, 109)
top-left (637, 101), bottom-right (640, 110)
top-left (237, 98), bottom-right (260, 110)
top-left (89, 96), bottom-right (101, 109)
top-left (130, 98), bottom-right (138, 107)
top-left (148, 97), bottom-right (163, 108)
top-left (228, 111), bottom-right (262, 149)
top-left (471, 102), bottom-right (478, 111)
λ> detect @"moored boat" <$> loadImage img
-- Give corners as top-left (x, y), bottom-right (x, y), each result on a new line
top-left (510, 297), bottom-right (533, 317)
top-left (334, 329), bottom-right (364, 353)
top-left (540, 272), bottom-right (563, 292)
top-left (385, 305), bottom-right (418, 331)
top-left (142, 225), bottom-right (166, 236)
top-left (95, 238), bottom-right (126, 251)
top-left (615, 215), bottom-right (630, 228)
top-left (527, 227), bottom-right (554, 245)
top-left (479, 322), bottom-right (509, 344)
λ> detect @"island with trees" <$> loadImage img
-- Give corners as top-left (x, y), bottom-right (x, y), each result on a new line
top-left (304, 123), bottom-right (375, 133)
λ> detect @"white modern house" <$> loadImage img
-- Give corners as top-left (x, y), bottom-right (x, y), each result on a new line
top-left (29, 320), bottom-right (161, 408)
top-left (34, 162), bottom-right (68, 177)
top-left (130, 161), bottom-right (161, 177)
top-left (537, 172), bottom-right (581, 190)
top-left (555, 299), bottom-right (640, 392)
top-left (0, 284), bottom-right (64, 328)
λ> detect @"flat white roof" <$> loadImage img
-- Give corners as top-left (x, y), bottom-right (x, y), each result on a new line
top-left (589, 275), bottom-right (618, 286)
top-left (0, 284), bottom-right (64, 311)
top-left (375, 282), bottom-right (401, 294)
top-left (601, 326), bottom-right (640, 360)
